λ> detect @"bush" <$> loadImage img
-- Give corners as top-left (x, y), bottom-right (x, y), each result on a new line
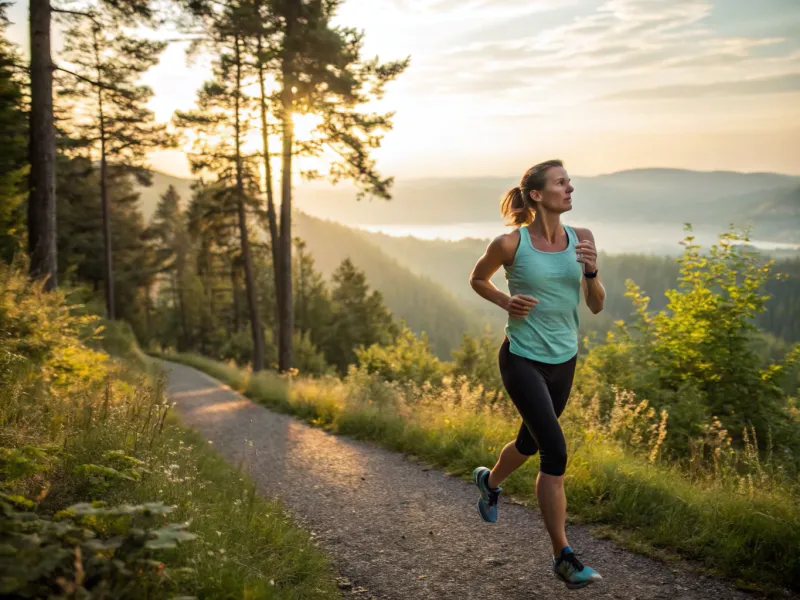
top-left (577, 227), bottom-right (800, 470)
top-left (355, 323), bottom-right (446, 387)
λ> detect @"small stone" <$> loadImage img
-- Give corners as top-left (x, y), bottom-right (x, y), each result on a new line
top-left (336, 577), bottom-right (353, 590)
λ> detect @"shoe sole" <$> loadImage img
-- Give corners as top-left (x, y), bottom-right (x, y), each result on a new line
top-left (553, 572), bottom-right (601, 590)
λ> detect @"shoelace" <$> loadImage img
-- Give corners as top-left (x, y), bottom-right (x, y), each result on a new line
top-left (487, 488), bottom-right (500, 506)
top-left (561, 552), bottom-right (585, 572)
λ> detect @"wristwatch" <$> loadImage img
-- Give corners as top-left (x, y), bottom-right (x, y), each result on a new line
top-left (584, 268), bottom-right (598, 279)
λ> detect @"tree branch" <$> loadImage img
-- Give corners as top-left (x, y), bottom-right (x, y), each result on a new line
top-left (51, 7), bottom-right (101, 24)
top-left (55, 65), bottom-right (117, 93)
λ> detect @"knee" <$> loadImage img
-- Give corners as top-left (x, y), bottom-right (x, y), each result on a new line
top-left (539, 445), bottom-right (567, 477)
top-left (514, 438), bottom-right (537, 458)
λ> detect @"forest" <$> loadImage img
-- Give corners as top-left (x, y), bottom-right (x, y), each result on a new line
top-left (2, 0), bottom-right (800, 596)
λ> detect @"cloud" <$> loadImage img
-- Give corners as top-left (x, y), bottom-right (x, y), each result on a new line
top-left (599, 72), bottom-right (800, 100)
top-left (412, 0), bottom-right (798, 98)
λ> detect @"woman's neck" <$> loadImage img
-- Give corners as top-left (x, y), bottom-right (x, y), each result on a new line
top-left (528, 211), bottom-right (562, 243)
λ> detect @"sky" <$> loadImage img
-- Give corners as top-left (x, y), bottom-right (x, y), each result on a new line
top-left (6, 0), bottom-right (800, 180)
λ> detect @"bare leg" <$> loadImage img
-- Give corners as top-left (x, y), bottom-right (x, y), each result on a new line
top-left (537, 472), bottom-right (569, 556)
top-left (487, 440), bottom-right (528, 489)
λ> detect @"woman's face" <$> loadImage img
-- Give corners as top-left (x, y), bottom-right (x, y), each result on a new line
top-left (530, 166), bottom-right (574, 213)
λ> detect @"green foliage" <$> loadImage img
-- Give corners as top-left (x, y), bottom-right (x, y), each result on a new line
top-left (450, 330), bottom-right (507, 407)
top-left (325, 258), bottom-right (398, 373)
top-left (0, 260), bottom-right (109, 397)
top-left (1, 498), bottom-right (196, 599)
top-left (0, 8), bottom-right (27, 264)
top-left (292, 330), bottom-right (333, 377)
top-left (295, 211), bottom-right (484, 358)
top-left (1, 264), bottom-right (339, 599)
top-left (577, 226), bottom-right (800, 468)
top-left (58, 7), bottom-right (170, 178)
top-left (356, 322), bottom-right (446, 386)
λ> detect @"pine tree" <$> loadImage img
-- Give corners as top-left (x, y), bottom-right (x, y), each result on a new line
top-left (57, 7), bottom-right (169, 320)
top-left (28, 0), bottom-right (153, 289)
top-left (144, 184), bottom-right (192, 346)
top-left (293, 237), bottom-right (332, 346)
top-left (28, 0), bottom-right (56, 288)
top-left (175, 5), bottom-right (267, 371)
top-left (0, 3), bottom-right (27, 264)
top-left (268, 0), bottom-right (409, 371)
top-left (185, 182), bottom-right (241, 352)
top-left (326, 258), bottom-right (396, 373)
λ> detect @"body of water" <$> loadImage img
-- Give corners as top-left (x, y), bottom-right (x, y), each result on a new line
top-left (355, 221), bottom-right (800, 255)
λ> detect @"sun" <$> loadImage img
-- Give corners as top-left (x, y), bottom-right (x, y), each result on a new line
top-left (292, 112), bottom-right (324, 141)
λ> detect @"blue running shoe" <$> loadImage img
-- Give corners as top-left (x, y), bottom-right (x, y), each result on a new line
top-left (472, 466), bottom-right (501, 523)
top-left (552, 546), bottom-right (603, 589)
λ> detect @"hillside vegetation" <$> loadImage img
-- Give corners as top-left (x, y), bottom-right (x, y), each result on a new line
top-left (0, 264), bottom-right (339, 599)
top-left (294, 211), bottom-right (485, 357)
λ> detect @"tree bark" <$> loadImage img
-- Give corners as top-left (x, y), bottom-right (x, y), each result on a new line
top-left (278, 74), bottom-right (294, 371)
top-left (28, 0), bottom-right (57, 290)
top-left (257, 33), bottom-right (281, 348)
top-left (234, 33), bottom-right (265, 371)
top-left (94, 27), bottom-right (115, 320)
top-left (231, 262), bottom-right (240, 334)
top-left (277, 3), bottom-right (297, 372)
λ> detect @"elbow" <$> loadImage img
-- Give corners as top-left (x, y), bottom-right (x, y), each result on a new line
top-left (589, 301), bottom-right (604, 315)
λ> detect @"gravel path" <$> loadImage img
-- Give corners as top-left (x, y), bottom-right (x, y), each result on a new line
top-left (164, 360), bottom-right (758, 600)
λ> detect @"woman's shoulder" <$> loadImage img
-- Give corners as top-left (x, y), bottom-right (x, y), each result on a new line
top-left (485, 228), bottom-right (522, 265)
top-left (568, 225), bottom-right (594, 242)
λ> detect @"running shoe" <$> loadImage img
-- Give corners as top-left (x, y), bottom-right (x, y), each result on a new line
top-left (552, 546), bottom-right (603, 589)
top-left (472, 466), bottom-right (501, 523)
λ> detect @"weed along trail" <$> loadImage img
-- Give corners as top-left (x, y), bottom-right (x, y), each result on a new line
top-left (164, 360), bottom-right (752, 600)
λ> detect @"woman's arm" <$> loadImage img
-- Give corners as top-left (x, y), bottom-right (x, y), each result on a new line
top-left (574, 227), bottom-right (605, 314)
top-left (470, 233), bottom-right (537, 319)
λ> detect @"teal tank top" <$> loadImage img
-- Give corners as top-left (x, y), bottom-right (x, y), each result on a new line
top-left (504, 224), bottom-right (582, 364)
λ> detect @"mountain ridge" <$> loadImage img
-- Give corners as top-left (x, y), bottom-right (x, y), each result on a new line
top-left (134, 167), bottom-right (800, 245)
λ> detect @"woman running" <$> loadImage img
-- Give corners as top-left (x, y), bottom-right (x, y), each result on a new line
top-left (468, 159), bottom-right (605, 590)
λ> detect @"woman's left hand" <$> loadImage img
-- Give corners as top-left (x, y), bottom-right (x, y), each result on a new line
top-left (575, 239), bottom-right (598, 274)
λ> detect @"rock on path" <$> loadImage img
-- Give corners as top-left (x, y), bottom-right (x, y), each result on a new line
top-left (164, 360), bottom-right (755, 600)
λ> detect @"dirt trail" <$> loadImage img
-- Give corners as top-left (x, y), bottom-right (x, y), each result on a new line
top-left (164, 360), bottom-right (755, 600)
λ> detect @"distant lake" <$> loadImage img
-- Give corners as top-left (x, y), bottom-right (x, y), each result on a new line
top-left (355, 221), bottom-right (800, 256)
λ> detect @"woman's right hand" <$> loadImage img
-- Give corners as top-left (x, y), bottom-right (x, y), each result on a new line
top-left (506, 294), bottom-right (538, 319)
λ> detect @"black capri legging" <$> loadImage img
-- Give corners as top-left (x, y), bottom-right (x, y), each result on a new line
top-left (498, 337), bottom-right (577, 476)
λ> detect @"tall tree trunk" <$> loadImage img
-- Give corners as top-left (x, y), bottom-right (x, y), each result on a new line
top-left (100, 142), bottom-right (114, 319)
top-left (257, 33), bottom-right (281, 345)
top-left (94, 27), bottom-right (115, 320)
top-left (144, 284), bottom-right (152, 338)
top-left (171, 271), bottom-right (188, 350)
top-left (28, 0), bottom-right (57, 290)
top-left (297, 244), bottom-right (306, 335)
top-left (234, 34), bottom-right (265, 371)
top-left (276, 2), bottom-right (300, 372)
top-left (278, 76), bottom-right (294, 372)
top-left (231, 262), bottom-right (240, 334)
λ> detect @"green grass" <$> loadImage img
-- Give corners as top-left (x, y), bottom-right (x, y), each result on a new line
top-left (55, 412), bottom-right (341, 599)
top-left (2, 297), bottom-right (340, 600)
top-left (158, 351), bottom-right (800, 596)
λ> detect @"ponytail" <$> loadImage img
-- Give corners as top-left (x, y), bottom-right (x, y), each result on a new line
top-left (500, 159), bottom-right (562, 227)
top-left (500, 185), bottom-right (535, 226)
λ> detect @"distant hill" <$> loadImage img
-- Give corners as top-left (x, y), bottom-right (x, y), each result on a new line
top-left (137, 171), bottom-right (196, 222)
top-left (135, 168), bottom-right (800, 243)
top-left (292, 168), bottom-right (800, 243)
top-left (293, 212), bottom-right (491, 358)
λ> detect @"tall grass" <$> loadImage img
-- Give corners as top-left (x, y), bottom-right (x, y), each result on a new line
top-left (160, 351), bottom-right (800, 595)
top-left (0, 265), bottom-right (340, 599)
